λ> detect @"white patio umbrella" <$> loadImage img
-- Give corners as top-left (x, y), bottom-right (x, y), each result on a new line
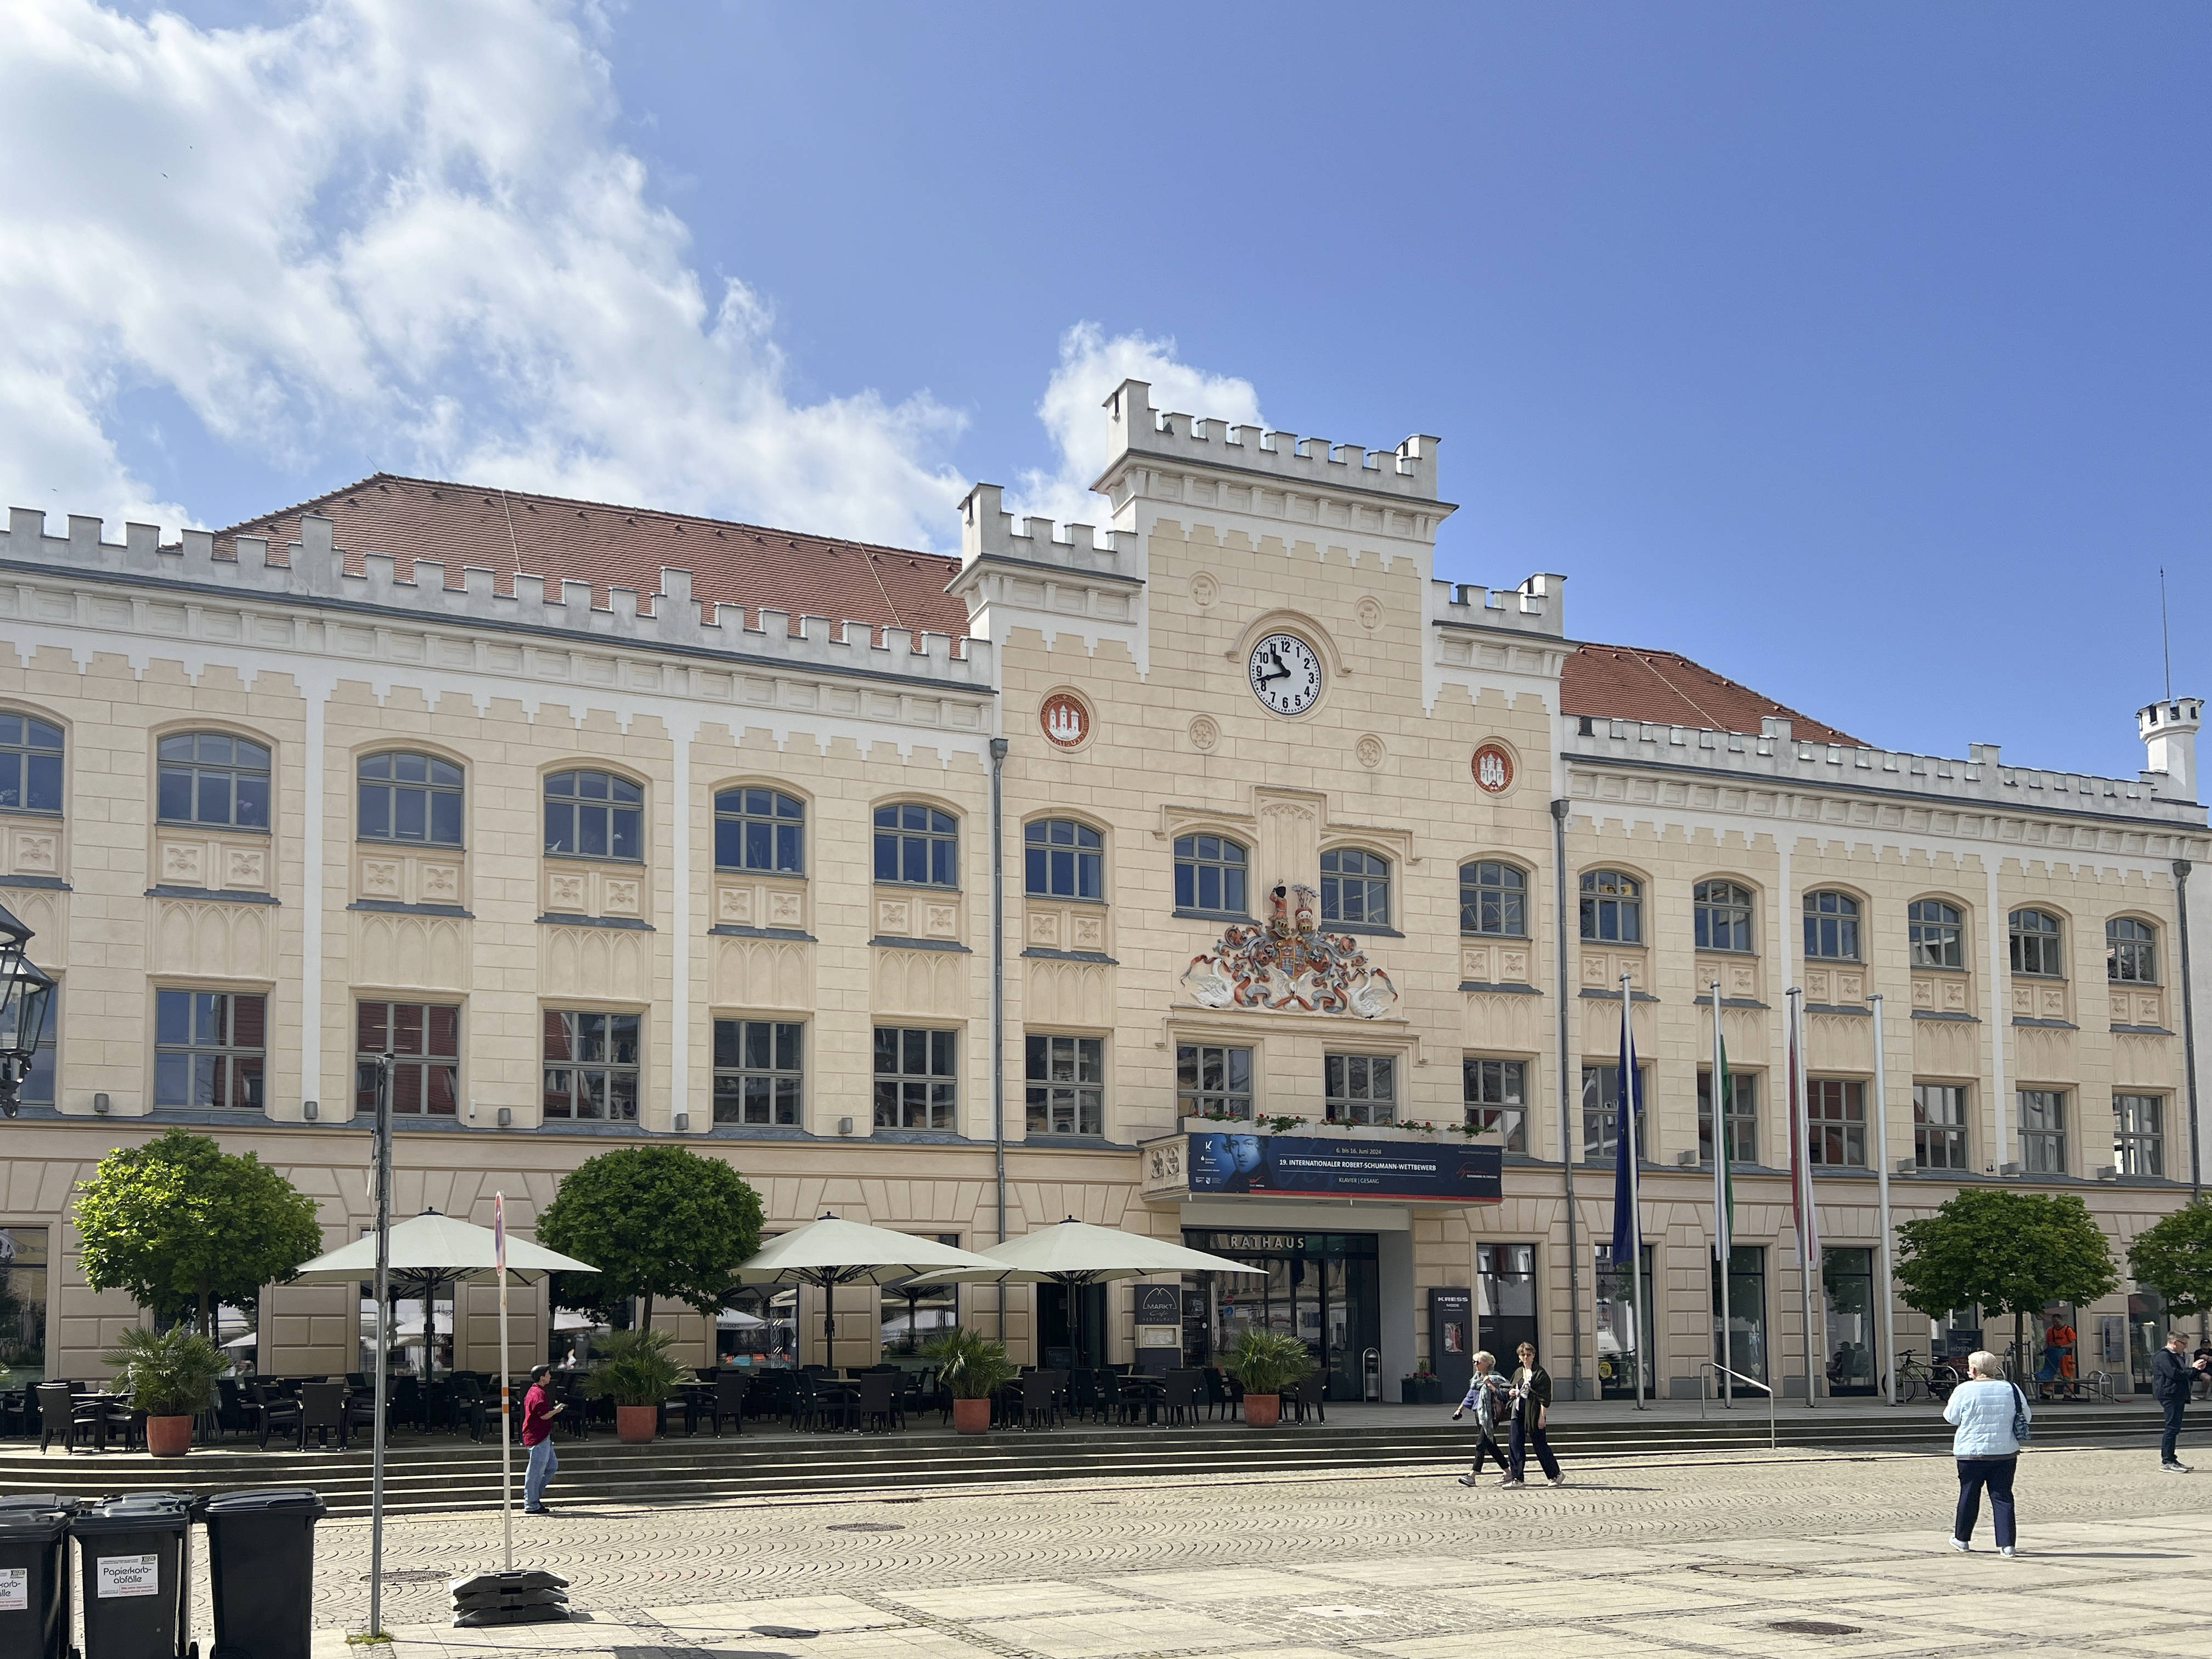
top-left (906, 1217), bottom-right (1268, 1364)
top-left (729, 1213), bottom-right (1006, 1353)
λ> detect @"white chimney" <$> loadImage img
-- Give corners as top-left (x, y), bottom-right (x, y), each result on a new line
top-left (2138, 698), bottom-right (2204, 800)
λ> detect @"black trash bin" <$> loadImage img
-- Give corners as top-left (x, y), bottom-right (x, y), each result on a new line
top-left (200, 1489), bottom-right (326, 1659)
top-left (0, 1506), bottom-right (73, 1659)
top-left (73, 1494), bottom-right (194, 1659)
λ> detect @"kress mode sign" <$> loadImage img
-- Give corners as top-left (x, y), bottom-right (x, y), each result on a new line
top-left (1150, 1133), bottom-right (1502, 1204)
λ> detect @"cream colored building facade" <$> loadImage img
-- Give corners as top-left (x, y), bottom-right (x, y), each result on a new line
top-left (1, 378), bottom-right (2205, 1400)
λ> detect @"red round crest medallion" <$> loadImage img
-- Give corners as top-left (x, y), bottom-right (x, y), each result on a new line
top-left (1471, 742), bottom-right (1515, 794)
top-left (1040, 692), bottom-right (1091, 749)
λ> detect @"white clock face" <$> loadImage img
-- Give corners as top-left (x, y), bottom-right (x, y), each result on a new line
top-left (1248, 632), bottom-right (1323, 716)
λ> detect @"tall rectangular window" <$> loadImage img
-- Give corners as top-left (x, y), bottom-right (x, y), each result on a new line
top-left (16, 984), bottom-right (57, 1109)
top-left (1176, 1043), bottom-right (1252, 1120)
top-left (0, 1225), bottom-right (49, 1385)
top-left (154, 989), bottom-right (266, 1109)
top-left (2114, 1093), bottom-right (2163, 1177)
top-left (1914, 1083), bottom-right (1971, 1170)
top-left (1463, 1057), bottom-right (1526, 1150)
top-left (874, 1027), bottom-right (957, 1130)
top-left (355, 1001), bottom-right (460, 1117)
top-left (1696, 1069), bottom-right (1757, 1164)
top-left (2019, 1088), bottom-right (2068, 1174)
top-left (1580, 1064), bottom-right (1650, 1162)
top-left (712, 1019), bottom-right (803, 1126)
top-left (883, 1235), bottom-right (962, 1354)
top-left (1325, 1053), bottom-right (1396, 1125)
top-left (1025, 1034), bottom-right (1103, 1135)
top-left (1804, 1078), bottom-right (1867, 1167)
top-left (542, 1010), bottom-right (640, 1122)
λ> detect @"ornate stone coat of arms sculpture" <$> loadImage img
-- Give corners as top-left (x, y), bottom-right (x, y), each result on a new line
top-left (1181, 882), bottom-right (1398, 1019)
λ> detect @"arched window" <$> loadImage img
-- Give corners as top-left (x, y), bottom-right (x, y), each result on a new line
top-left (2107, 916), bottom-right (2157, 984)
top-left (1803, 891), bottom-right (1861, 961)
top-left (1321, 848), bottom-right (1391, 928)
top-left (1175, 835), bottom-right (1249, 915)
top-left (544, 770), bottom-right (642, 861)
top-left (1693, 880), bottom-right (1754, 953)
top-left (1025, 819), bottom-right (1102, 900)
top-left (0, 713), bottom-right (63, 815)
top-left (157, 732), bottom-right (270, 829)
top-left (358, 752), bottom-right (463, 846)
top-left (1909, 899), bottom-right (1965, 969)
top-left (715, 787), bottom-right (805, 874)
top-left (1460, 861), bottom-right (1528, 937)
top-left (1579, 870), bottom-right (1641, 943)
top-left (2008, 908), bottom-right (2064, 977)
top-left (874, 803), bottom-right (957, 888)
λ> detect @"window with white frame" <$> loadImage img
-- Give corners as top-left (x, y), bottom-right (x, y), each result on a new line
top-left (1175, 836), bottom-right (1249, 916)
top-left (158, 732), bottom-right (270, 830)
top-left (2018, 1088), bottom-right (2068, 1173)
top-left (1909, 899), bottom-right (1965, 969)
top-left (544, 770), bottom-right (642, 861)
top-left (712, 1019), bottom-right (803, 1125)
top-left (1802, 891), bottom-right (1861, 961)
top-left (1463, 1057), bottom-right (1526, 1150)
top-left (874, 1027), bottom-right (957, 1130)
top-left (1579, 870), bottom-right (1641, 943)
top-left (1025, 1034), bottom-right (1103, 1135)
top-left (1460, 862), bottom-right (1528, 938)
top-left (1321, 848), bottom-right (1391, 928)
top-left (1913, 1083), bottom-right (1971, 1170)
top-left (2114, 1093), bottom-right (2163, 1177)
top-left (1696, 1069), bottom-right (1757, 1164)
top-left (542, 1010), bottom-right (641, 1122)
top-left (1694, 880), bottom-right (1754, 953)
top-left (155, 990), bottom-right (265, 1110)
top-left (0, 712), bottom-right (63, 815)
top-left (2009, 909), bottom-right (2065, 978)
top-left (874, 804), bottom-right (957, 888)
top-left (1579, 1064), bottom-right (1649, 1161)
top-left (358, 752), bottom-right (463, 846)
top-left (1025, 820), bottom-right (1103, 900)
top-left (714, 787), bottom-right (804, 874)
top-left (356, 1001), bottom-right (459, 1117)
top-left (1325, 1053), bottom-right (1396, 1125)
top-left (1804, 1078), bottom-right (1867, 1166)
top-left (1176, 1043), bottom-right (1252, 1120)
top-left (2107, 917), bottom-right (2157, 984)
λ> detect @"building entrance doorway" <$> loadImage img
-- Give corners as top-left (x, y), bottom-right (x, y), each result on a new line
top-left (1037, 1283), bottom-right (1107, 1370)
top-left (1183, 1229), bottom-right (1379, 1401)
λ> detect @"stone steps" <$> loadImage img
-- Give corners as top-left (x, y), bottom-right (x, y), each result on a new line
top-left (0, 1410), bottom-right (2159, 1517)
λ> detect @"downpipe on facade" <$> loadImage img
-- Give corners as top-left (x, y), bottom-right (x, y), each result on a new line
top-left (990, 736), bottom-right (1009, 1341)
top-left (1552, 797), bottom-right (1584, 1396)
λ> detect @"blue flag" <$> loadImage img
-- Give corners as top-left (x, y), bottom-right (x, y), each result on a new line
top-left (1610, 988), bottom-right (1641, 1265)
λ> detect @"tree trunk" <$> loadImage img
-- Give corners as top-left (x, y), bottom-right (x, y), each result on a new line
top-left (198, 1288), bottom-right (213, 1340)
top-left (641, 1291), bottom-right (655, 1335)
top-left (2014, 1308), bottom-right (2027, 1383)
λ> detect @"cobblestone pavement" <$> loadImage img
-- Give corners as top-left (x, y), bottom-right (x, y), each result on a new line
top-left (250, 1444), bottom-right (2204, 1656)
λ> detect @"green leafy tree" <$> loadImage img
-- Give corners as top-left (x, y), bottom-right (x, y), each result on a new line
top-left (537, 1146), bottom-right (763, 1333)
top-left (2128, 1198), bottom-right (2212, 1319)
top-left (72, 1127), bottom-right (324, 1336)
top-left (1894, 1187), bottom-right (2119, 1376)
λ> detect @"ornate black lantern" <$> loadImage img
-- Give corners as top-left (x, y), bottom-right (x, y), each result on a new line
top-left (0, 901), bottom-right (57, 1118)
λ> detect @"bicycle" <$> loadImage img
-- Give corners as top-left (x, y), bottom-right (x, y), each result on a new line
top-left (1895, 1350), bottom-right (1960, 1404)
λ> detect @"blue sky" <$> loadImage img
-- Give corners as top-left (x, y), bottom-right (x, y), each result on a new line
top-left (7, 2), bottom-right (2207, 777)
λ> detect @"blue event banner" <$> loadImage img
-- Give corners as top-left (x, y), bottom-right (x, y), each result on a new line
top-left (1184, 1133), bottom-right (1502, 1203)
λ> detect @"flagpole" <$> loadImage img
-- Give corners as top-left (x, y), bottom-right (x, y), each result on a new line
top-left (496, 1191), bottom-right (513, 1572)
top-left (1870, 994), bottom-right (1897, 1407)
top-left (1619, 974), bottom-right (1646, 1413)
top-left (1712, 979), bottom-right (1732, 1408)
top-left (1788, 989), bottom-right (1818, 1410)
top-left (368, 1052), bottom-right (393, 1641)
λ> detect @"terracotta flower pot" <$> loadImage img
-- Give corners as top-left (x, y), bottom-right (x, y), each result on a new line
top-left (951, 1396), bottom-right (992, 1435)
top-left (145, 1414), bottom-right (193, 1458)
top-left (616, 1404), bottom-right (658, 1443)
top-left (1243, 1392), bottom-right (1281, 1427)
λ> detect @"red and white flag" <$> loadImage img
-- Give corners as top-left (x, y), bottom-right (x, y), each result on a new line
top-left (493, 1193), bottom-right (507, 1274)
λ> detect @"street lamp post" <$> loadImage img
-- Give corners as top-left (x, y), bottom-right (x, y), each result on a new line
top-left (0, 901), bottom-right (58, 1119)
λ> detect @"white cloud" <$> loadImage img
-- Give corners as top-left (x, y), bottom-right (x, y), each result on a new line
top-left (0, 0), bottom-right (970, 544)
top-left (1010, 322), bottom-right (1265, 530)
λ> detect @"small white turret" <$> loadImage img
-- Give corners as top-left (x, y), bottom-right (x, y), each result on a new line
top-left (2138, 697), bottom-right (2204, 801)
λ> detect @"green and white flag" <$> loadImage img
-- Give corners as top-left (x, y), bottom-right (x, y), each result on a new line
top-left (1713, 1030), bottom-right (1734, 1263)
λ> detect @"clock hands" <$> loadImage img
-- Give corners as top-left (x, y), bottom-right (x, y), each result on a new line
top-left (1256, 647), bottom-right (1290, 686)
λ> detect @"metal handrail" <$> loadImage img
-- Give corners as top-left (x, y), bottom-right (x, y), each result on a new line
top-left (1696, 1361), bottom-right (1776, 1448)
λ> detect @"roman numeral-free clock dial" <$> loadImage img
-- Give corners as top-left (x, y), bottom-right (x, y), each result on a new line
top-left (1248, 632), bottom-right (1322, 716)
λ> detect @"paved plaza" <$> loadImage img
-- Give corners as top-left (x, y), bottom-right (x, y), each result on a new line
top-left (264, 1442), bottom-right (2211, 1657)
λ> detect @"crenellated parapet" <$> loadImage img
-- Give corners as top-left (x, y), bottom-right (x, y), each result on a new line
top-left (947, 486), bottom-right (1144, 666)
top-left (1102, 379), bottom-right (1443, 504)
top-left (1430, 573), bottom-right (1567, 640)
top-left (955, 484), bottom-right (1140, 577)
top-left (1, 506), bottom-right (994, 689)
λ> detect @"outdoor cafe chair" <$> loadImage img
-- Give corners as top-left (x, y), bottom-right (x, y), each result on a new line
top-left (0, 1388), bottom-right (27, 1439)
top-left (686, 1372), bottom-right (747, 1437)
top-left (855, 1372), bottom-right (904, 1433)
top-left (1203, 1368), bottom-right (1242, 1421)
top-left (1161, 1369), bottom-right (1205, 1427)
top-left (297, 1381), bottom-right (351, 1451)
top-left (246, 1383), bottom-right (305, 1449)
top-left (551, 1375), bottom-right (591, 1438)
top-left (449, 1375), bottom-right (493, 1443)
top-left (35, 1382), bottom-right (95, 1453)
top-left (1018, 1371), bottom-right (1060, 1432)
top-left (1290, 1371), bottom-right (1326, 1425)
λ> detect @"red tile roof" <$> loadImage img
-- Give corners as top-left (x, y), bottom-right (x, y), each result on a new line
top-left (1562, 641), bottom-right (1860, 746)
top-left (216, 473), bottom-right (972, 645)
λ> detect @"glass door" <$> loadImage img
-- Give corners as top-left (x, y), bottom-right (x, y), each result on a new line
top-left (1712, 1244), bottom-right (1765, 1384)
top-left (1595, 1243), bottom-right (1655, 1398)
top-left (1821, 1246), bottom-right (1877, 1396)
top-left (1477, 1243), bottom-right (1539, 1366)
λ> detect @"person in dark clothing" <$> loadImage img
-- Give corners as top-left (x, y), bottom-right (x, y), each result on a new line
top-left (2152, 1333), bottom-right (2209, 1472)
top-left (1504, 1340), bottom-right (1565, 1488)
top-left (1451, 1349), bottom-right (1511, 1486)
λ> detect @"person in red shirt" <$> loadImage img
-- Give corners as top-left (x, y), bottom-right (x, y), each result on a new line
top-left (521, 1363), bottom-right (563, 1513)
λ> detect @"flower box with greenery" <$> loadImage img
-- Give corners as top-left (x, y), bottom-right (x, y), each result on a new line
top-left (588, 1328), bottom-right (687, 1443)
top-left (923, 1327), bottom-right (1018, 1434)
top-left (108, 1325), bottom-right (227, 1457)
top-left (1222, 1328), bottom-right (1314, 1427)
top-left (1400, 1368), bottom-right (1445, 1405)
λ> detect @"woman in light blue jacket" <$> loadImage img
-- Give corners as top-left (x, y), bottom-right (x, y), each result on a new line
top-left (1943, 1349), bottom-right (2029, 1555)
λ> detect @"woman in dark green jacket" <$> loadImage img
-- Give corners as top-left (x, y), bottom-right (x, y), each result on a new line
top-left (1505, 1341), bottom-right (1565, 1487)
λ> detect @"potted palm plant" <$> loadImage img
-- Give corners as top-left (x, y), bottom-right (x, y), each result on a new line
top-left (588, 1328), bottom-right (686, 1443)
top-left (923, 1327), bottom-right (1017, 1434)
top-left (1222, 1328), bottom-right (1314, 1428)
top-left (107, 1325), bottom-right (227, 1458)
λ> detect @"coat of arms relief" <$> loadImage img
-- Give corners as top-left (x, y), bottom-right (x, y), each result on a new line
top-left (1180, 882), bottom-right (1400, 1019)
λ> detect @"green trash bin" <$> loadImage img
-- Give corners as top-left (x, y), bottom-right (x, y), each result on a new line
top-left (73, 1494), bottom-right (195, 1659)
top-left (200, 1489), bottom-right (326, 1659)
top-left (0, 1506), bottom-right (73, 1659)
